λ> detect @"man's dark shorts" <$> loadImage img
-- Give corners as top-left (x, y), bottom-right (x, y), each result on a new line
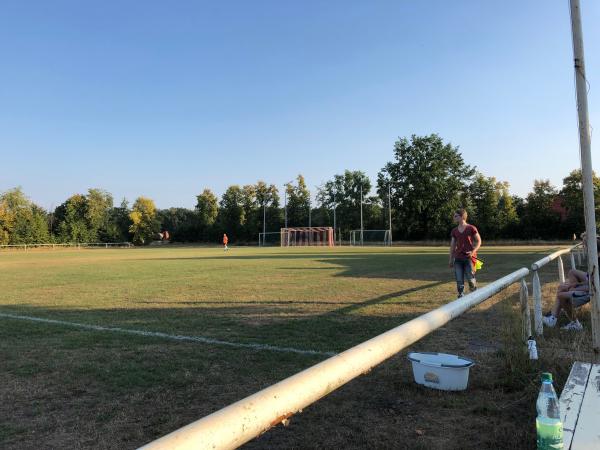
top-left (571, 290), bottom-right (591, 308)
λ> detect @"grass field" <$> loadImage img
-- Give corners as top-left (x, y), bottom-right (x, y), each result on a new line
top-left (0, 245), bottom-right (592, 449)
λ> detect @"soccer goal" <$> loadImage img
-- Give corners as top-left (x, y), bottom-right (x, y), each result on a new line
top-left (258, 232), bottom-right (282, 247)
top-left (349, 229), bottom-right (391, 246)
top-left (281, 227), bottom-right (334, 247)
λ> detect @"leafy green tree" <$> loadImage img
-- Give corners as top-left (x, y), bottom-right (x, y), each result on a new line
top-left (129, 197), bottom-right (160, 245)
top-left (157, 208), bottom-right (197, 242)
top-left (0, 188), bottom-right (50, 244)
top-left (521, 180), bottom-right (562, 239)
top-left (377, 134), bottom-right (475, 239)
top-left (216, 185), bottom-right (245, 241)
top-left (85, 189), bottom-right (113, 241)
top-left (559, 169), bottom-right (600, 236)
top-left (466, 174), bottom-right (519, 239)
top-left (104, 199), bottom-right (131, 242)
top-left (255, 181), bottom-right (281, 233)
top-left (285, 175), bottom-right (310, 227)
top-left (241, 184), bottom-right (258, 241)
top-left (317, 170), bottom-right (374, 235)
top-left (55, 194), bottom-right (94, 242)
top-left (195, 189), bottom-right (218, 241)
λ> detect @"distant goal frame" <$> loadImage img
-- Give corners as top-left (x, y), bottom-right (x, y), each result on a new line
top-left (278, 227), bottom-right (335, 247)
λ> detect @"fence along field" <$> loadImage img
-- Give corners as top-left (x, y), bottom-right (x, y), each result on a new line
top-left (0, 245), bottom-right (582, 449)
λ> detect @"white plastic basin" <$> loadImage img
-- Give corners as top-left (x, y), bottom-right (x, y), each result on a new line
top-left (407, 352), bottom-right (475, 391)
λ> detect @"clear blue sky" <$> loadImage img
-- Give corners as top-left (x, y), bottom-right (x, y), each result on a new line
top-left (1, 0), bottom-right (599, 209)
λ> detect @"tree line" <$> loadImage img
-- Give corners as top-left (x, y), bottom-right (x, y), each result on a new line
top-left (1, 134), bottom-right (598, 245)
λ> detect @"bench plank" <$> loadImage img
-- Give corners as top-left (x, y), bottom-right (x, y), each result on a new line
top-left (560, 362), bottom-right (591, 450)
top-left (571, 363), bottom-right (600, 450)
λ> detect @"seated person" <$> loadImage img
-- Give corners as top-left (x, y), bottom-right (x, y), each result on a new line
top-left (543, 268), bottom-right (589, 331)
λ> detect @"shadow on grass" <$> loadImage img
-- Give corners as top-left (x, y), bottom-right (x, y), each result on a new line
top-left (134, 251), bottom-right (536, 282)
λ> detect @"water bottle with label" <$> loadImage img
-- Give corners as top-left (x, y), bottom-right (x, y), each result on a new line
top-left (536, 372), bottom-right (563, 449)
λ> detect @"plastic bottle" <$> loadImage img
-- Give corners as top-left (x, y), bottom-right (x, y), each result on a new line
top-left (528, 337), bottom-right (538, 360)
top-left (536, 372), bottom-right (563, 449)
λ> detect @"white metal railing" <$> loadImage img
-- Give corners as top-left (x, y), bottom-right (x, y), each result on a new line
top-left (530, 244), bottom-right (583, 336)
top-left (139, 268), bottom-right (530, 450)
top-left (0, 242), bottom-right (132, 250)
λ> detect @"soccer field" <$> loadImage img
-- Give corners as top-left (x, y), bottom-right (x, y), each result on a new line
top-left (0, 245), bottom-right (573, 449)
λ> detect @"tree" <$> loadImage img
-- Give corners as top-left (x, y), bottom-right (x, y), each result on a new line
top-left (255, 181), bottom-right (281, 233)
top-left (377, 134), bottom-right (475, 239)
top-left (0, 188), bottom-right (50, 244)
top-left (521, 180), bottom-right (562, 239)
top-left (157, 208), bottom-right (197, 242)
top-left (317, 170), bottom-right (374, 234)
top-left (196, 189), bottom-right (218, 241)
top-left (217, 186), bottom-right (245, 241)
top-left (85, 189), bottom-right (113, 241)
top-left (559, 169), bottom-right (600, 236)
top-left (129, 197), bottom-right (159, 245)
top-left (466, 174), bottom-right (517, 239)
top-left (104, 199), bottom-right (131, 242)
top-left (285, 175), bottom-right (310, 227)
top-left (55, 194), bottom-right (93, 243)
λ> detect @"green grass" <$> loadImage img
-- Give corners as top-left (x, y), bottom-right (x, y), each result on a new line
top-left (0, 245), bottom-right (586, 449)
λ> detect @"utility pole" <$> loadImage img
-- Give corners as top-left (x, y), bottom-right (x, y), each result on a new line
top-left (388, 183), bottom-right (393, 246)
top-left (570, 0), bottom-right (600, 353)
top-left (360, 185), bottom-right (364, 246)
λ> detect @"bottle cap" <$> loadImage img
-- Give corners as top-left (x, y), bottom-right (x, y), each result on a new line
top-left (541, 372), bottom-right (553, 382)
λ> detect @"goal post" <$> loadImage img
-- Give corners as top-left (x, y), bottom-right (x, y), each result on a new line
top-left (281, 227), bottom-right (334, 247)
top-left (258, 232), bottom-right (282, 247)
top-left (349, 229), bottom-right (391, 246)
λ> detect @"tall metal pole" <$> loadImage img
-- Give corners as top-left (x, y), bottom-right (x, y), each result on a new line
top-left (263, 202), bottom-right (266, 236)
top-left (284, 187), bottom-right (288, 229)
top-left (388, 183), bottom-right (392, 246)
top-left (360, 185), bottom-right (364, 246)
top-left (570, 0), bottom-right (600, 352)
top-left (333, 205), bottom-right (336, 244)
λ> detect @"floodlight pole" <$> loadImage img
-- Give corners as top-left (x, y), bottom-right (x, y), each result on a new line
top-left (388, 183), bottom-right (393, 246)
top-left (263, 202), bottom-right (266, 235)
top-left (570, 0), bottom-right (600, 353)
top-left (360, 185), bottom-right (364, 246)
top-left (284, 185), bottom-right (288, 228)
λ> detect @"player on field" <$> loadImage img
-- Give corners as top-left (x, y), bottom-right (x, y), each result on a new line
top-left (449, 208), bottom-right (482, 298)
top-left (223, 233), bottom-right (229, 251)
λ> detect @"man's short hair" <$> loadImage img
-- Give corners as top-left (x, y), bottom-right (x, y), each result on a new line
top-left (455, 208), bottom-right (468, 219)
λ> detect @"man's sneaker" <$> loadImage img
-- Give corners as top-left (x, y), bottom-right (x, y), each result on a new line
top-left (457, 293), bottom-right (464, 298)
top-left (561, 320), bottom-right (583, 331)
top-left (542, 315), bottom-right (557, 328)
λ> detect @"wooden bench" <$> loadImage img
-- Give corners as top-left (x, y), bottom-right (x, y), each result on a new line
top-left (559, 362), bottom-right (600, 449)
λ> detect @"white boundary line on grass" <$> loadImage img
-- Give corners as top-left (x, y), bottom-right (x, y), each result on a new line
top-left (0, 312), bottom-right (335, 357)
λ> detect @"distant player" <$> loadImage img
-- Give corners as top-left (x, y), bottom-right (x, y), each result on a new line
top-left (223, 233), bottom-right (229, 251)
top-left (449, 208), bottom-right (482, 298)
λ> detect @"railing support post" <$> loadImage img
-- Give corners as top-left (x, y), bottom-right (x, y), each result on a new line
top-left (570, 252), bottom-right (576, 271)
top-left (533, 270), bottom-right (543, 336)
top-left (558, 256), bottom-right (565, 283)
top-left (520, 278), bottom-right (532, 342)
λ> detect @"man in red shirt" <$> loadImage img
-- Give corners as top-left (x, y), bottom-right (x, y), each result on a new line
top-left (449, 209), bottom-right (482, 298)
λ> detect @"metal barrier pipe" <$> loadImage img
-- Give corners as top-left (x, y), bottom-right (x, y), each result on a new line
top-left (531, 247), bottom-right (574, 271)
top-left (140, 268), bottom-right (529, 450)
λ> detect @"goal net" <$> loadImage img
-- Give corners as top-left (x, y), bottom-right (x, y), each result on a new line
top-left (349, 229), bottom-right (391, 246)
top-left (281, 227), bottom-right (334, 247)
top-left (258, 232), bottom-right (282, 247)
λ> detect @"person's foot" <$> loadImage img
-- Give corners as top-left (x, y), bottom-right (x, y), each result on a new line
top-left (457, 293), bottom-right (464, 298)
top-left (561, 320), bottom-right (583, 331)
top-left (542, 315), bottom-right (557, 328)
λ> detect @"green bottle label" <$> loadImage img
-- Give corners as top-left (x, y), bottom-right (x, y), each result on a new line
top-left (536, 418), bottom-right (563, 450)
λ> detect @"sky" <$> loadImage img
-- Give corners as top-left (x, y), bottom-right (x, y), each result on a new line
top-left (1, 0), bottom-right (599, 210)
